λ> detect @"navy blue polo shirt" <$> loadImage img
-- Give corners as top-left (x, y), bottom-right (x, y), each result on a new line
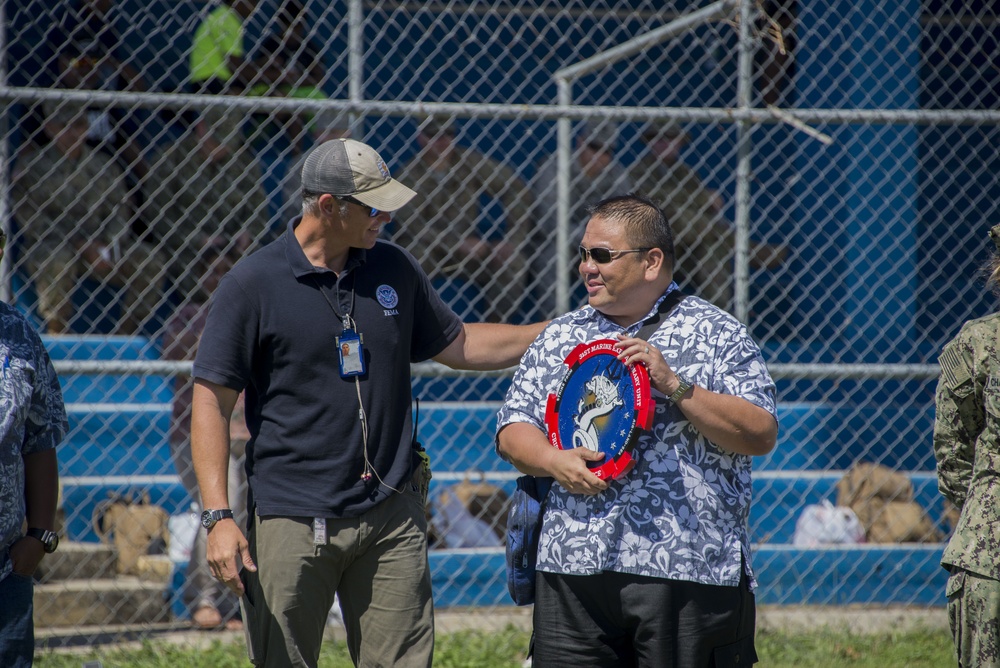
top-left (193, 219), bottom-right (463, 518)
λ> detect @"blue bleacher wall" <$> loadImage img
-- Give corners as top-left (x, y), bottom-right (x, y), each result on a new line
top-left (51, 334), bottom-right (950, 608)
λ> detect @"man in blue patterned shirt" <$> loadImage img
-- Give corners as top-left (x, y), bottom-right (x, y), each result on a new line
top-left (497, 194), bottom-right (777, 667)
top-left (0, 230), bottom-right (68, 668)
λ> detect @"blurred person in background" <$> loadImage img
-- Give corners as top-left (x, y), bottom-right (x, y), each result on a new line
top-left (161, 240), bottom-right (248, 631)
top-left (934, 223), bottom-right (1000, 668)
top-left (189, 0), bottom-right (263, 170)
top-left (530, 121), bottom-right (633, 317)
top-left (142, 107), bottom-right (267, 303)
top-left (630, 123), bottom-right (787, 310)
top-left (10, 101), bottom-right (160, 334)
top-left (392, 118), bottom-right (534, 322)
top-left (246, 0), bottom-right (332, 238)
top-left (189, 0), bottom-right (258, 95)
top-left (251, 0), bottom-right (325, 95)
top-left (249, 0), bottom-right (327, 131)
top-left (0, 229), bottom-right (68, 667)
top-left (45, 0), bottom-right (149, 186)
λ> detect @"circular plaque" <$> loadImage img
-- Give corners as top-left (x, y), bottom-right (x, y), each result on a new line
top-left (544, 339), bottom-right (654, 480)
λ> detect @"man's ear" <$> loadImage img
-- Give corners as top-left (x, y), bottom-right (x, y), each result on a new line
top-left (319, 193), bottom-right (337, 216)
top-left (645, 248), bottom-right (665, 277)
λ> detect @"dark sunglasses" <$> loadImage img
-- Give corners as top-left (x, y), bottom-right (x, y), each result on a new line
top-left (340, 196), bottom-right (381, 218)
top-left (579, 246), bottom-right (652, 265)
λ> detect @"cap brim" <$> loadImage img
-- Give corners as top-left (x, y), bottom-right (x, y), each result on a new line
top-left (353, 178), bottom-right (417, 212)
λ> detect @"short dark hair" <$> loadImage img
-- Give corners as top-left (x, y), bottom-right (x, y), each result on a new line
top-left (587, 193), bottom-right (674, 270)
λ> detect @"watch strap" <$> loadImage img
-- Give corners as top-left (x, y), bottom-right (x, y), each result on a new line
top-left (668, 375), bottom-right (694, 403)
top-left (202, 508), bottom-right (234, 528)
top-left (26, 527), bottom-right (58, 553)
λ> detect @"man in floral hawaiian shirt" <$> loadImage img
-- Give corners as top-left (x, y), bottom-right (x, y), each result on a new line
top-left (497, 193), bottom-right (777, 667)
top-left (0, 230), bottom-right (68, 667)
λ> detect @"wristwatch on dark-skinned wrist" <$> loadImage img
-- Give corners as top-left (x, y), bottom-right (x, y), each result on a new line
top-left (201, 509), bottom-right (234, 530)
top-left (26, 527), bottom-right (59, 554)
top-left (668, 375), bottom-right (694, 403)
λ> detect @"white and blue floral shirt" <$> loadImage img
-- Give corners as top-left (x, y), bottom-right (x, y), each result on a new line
top-left (0, 303), bottom-right (67, 582)
top-left (497, 289), bottom-right (776, 589)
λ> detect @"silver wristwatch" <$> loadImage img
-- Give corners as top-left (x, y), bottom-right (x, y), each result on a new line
top-left (201, 508), bottom-right (234, 530)
top-left (26, 527), bottom-right (59, 554)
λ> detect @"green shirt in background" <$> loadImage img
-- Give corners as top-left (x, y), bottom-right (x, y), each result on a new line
top-left (190, 5), bottom-right (244, 84)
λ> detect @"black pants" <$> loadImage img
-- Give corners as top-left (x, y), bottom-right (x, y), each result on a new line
top-left (532, 569), bottom-right (757, 668)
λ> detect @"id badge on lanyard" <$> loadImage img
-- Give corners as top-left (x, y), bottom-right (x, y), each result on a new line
top-left (337, 328), bottom-right (366, 377)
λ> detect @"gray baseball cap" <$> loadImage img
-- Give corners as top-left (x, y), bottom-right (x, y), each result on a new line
top-left (301, 138), bottom-right (416, 212)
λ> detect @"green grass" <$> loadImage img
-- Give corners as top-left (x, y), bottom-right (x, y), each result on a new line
top-left (755, 627), bottom-right (955, 668)
top-left (33, 628), bottom-right (533, 668)
top-left (34, 625), bottom-right (954, 667)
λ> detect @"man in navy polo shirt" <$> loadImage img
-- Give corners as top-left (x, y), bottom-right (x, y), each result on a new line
top-left (190, 137), bottom-right (545, 668)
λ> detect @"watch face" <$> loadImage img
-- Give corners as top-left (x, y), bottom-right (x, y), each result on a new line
top-left (201, 510), bottom-right (214, 529)
top-left (28, 529), bottom-right (59, 553)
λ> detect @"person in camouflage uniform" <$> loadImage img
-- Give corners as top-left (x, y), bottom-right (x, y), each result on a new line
top-left (0, 230), bottom-right (68, 667)
top-left (10, 101), bottom-right (160, 334)
top-left (630, 124), bottom-right (787, 310)
top-left (392, 119), bottom-right (534, 322)
top-left (934, 222), bottom-right (1000, 667)
top-left (143, 108), bottom-right (268, 304)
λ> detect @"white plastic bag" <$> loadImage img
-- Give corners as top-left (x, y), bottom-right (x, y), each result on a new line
top-left (792, 500), bottom-right (866, 546)
top-left (167, 503), bottom-right (200, 563)
top-left (432, 490), bottom-right (501, 548)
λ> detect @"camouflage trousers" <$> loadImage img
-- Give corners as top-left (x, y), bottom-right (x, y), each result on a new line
top-left (947, 566), bottom-right (1000, 667)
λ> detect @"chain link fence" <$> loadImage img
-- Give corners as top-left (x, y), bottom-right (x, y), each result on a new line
top-left (3, 0), bottom-right (996, 647)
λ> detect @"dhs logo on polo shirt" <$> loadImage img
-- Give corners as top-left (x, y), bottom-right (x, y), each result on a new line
top-left (377, 285), bottom-right (399, 316)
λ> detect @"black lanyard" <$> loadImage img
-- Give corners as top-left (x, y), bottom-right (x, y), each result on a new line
top-left (635, 290), bottom-right (685, 341)
top-left (312, 269), bottom-right (357, 329)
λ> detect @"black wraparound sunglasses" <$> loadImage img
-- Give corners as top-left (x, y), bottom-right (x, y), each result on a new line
top-left (579, 245), bottom-right (651, 264)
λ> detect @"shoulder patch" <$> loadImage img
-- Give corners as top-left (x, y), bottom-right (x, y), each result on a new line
top-left (939, 346), bottom-right (970, 389)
